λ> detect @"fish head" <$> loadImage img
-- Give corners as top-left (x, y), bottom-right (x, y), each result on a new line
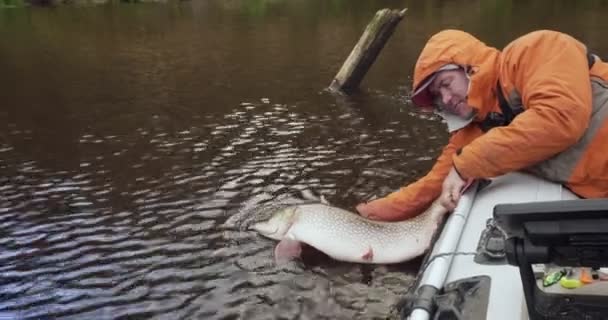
top-left (249, 206), bottom-right (298, 240)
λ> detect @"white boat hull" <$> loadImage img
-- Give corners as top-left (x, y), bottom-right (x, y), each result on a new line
top-left (441, 172), bottom-right (578, 320)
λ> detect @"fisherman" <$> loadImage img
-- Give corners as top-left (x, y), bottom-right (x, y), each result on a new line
top-left (356, 29), bottom-right (608, 221)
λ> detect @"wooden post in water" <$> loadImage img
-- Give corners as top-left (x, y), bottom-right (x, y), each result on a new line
top-left (329, 8), bottom-right (407, 94)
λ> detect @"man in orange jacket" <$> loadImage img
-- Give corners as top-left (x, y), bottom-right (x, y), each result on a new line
top-left (356, 29), bottom-right (608, 221)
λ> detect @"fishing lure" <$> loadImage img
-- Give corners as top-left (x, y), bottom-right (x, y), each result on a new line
top-left (543, 269), bottom-right (565, 287)
top-left (559, 268), bottom-right (583, 289)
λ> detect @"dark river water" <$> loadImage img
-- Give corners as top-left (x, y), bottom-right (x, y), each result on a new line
top-left (2, 1), bottom-right (608, 319)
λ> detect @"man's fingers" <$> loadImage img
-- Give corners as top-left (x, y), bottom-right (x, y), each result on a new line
top-left (451, 187), bottom-right (461, 204)
top-left (439, 192), bottom-right (456, 211)
top-left (356, 203), bottom-right (379, 220)
top-left (355, 203), bottom-right (370, 216)
top-left (355, 203), bottom-right (365, 212)
top-left (439, 166), bottom-right (469, 212)
top-left (460, 178), bottom-right (475, 195)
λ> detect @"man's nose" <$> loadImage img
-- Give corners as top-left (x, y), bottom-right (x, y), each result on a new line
top-left (441, 91), bottom-right (452, 105)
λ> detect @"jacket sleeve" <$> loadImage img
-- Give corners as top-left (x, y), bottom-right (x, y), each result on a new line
top-left (454, 31), bottom-right (593, 179)
top-left (359, 125), bottom-right (483, 221)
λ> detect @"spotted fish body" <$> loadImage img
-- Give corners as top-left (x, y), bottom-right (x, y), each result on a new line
top-left (251, 201), bottom-right (448, 264)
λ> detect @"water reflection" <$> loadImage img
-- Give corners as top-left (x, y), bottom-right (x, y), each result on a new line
top-left (2, 0), bottom-right (608, 319)
top-left (0, 94), bottom-right (439, 318)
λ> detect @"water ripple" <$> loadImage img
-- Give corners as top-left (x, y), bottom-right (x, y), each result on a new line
top-left (0, 88), bottom-right (444, 320)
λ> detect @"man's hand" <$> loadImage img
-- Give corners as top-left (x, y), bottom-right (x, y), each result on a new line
top-left (355, 202), bottom-right (381, 220)
top-left (355, 199), bottom-right (416, 221)
top-left (439, 166), bottom-right (467, 211)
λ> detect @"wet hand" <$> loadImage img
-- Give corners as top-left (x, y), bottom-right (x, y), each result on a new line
top-left (439, 166), bottom-right (467, 211)
top-left (356, 198), bottom-right (416, 221)
top-left (355, 202), bottom-right (380, 220)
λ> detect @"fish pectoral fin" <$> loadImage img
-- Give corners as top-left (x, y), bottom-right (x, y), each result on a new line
top-left (274, 238), bottom-right (303, 264)
top-left (361, 246), bottom-right (374, 261)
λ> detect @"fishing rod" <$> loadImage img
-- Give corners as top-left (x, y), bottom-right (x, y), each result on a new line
top-left (404, 180), bottom-right (480, 320)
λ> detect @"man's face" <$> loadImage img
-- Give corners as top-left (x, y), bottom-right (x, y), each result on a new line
top-left (428, 69), bottom-right (474, 118)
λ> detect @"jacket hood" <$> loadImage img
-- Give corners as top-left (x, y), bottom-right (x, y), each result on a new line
top-left (412, 30), bottom-right (501, 120)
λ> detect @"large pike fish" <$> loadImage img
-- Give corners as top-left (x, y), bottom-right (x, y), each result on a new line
top-left (250, 200), bottom-right (448, 264)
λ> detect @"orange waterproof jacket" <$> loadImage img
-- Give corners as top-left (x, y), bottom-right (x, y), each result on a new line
top-left (362, 29), bottom-right (608, 221)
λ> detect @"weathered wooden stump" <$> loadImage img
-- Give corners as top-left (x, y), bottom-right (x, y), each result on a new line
top-left (329, 8), bottom-right (407, 94)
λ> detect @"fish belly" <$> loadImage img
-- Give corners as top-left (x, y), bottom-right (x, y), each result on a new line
top-left (287, 215), bottom-right (435, 264)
